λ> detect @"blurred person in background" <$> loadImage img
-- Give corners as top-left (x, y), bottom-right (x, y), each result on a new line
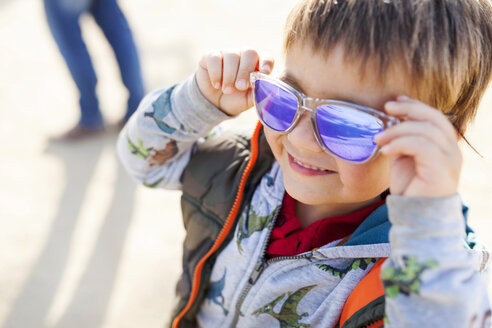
top-left (44, 0), bottom-right (145, 140)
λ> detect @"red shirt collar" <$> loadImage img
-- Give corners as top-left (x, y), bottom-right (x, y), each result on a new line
top-left (266, 192), bottom-right (385, 258)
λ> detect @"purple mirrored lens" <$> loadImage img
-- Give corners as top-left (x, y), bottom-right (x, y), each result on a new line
top-left (254, 80), bottom-right (298, 131)
top-left (316, 104), bottom-right (383, 162)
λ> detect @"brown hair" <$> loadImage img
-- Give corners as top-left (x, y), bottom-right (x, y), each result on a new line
top-left (284, 0), bottom-right (492, 134)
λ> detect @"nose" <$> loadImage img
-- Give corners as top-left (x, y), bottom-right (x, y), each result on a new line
top-left (287, 110), bottom-right (324, 153)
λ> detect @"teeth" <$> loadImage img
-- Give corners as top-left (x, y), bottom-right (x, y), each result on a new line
top-left (293, 157), bottom-right (327, 171)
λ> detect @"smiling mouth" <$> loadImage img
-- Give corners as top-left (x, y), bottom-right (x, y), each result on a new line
top-left (288, 154), bottom-right (336, 176)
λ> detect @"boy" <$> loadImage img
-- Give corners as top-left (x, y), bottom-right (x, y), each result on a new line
top-left (118, 0), bottom-right (492, 327)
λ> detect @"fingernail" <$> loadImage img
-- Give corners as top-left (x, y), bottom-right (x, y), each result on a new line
top-left (385, 101), bottom-right (398, 108)
top-left (214, 82), bottom-right (221, 89)
top-left (260, 64), bottom-right (271, 73)
top-left (397, 95), bottom-right (410, 101)
top-left (235, 79), bottom-right (247, 90)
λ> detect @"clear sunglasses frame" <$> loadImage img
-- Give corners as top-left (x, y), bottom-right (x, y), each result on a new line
top-left (250, 71), bottom-right (401, 164)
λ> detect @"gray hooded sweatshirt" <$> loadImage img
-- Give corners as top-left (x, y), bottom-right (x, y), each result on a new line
top-left (117, 75), bottom-right (491, 328)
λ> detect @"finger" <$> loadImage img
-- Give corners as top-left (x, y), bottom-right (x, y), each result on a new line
top-left (375, 120), bottom-right (455, 156)
top-left (380, 135), bottom-right (460, 168)
top-left (199, 50), bottom-right (223, 89)
top-left (234, 49), bottom-right (260, 90)
top-left (381, 135), bottom-right (430, 158)
top-left (221, 50), bottom-right (241, 94)
top-left (259, 52), bottom-right (275, 74)
top-left (381, 136), bottom-right (444, 178)
top-left (384, 96), bottom-right (457, 142)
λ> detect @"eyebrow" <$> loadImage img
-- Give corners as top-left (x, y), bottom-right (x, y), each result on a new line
top-left (279, 72), bottom-right (350, 102)
top-left (278, 72), bottom-right (305, 94)
top-left (278, 72), bottom-right (349, 102)
top-left (277, 72), bottom-right (386, 113)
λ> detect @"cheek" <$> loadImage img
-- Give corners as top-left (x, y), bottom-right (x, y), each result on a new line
top-left (264, 129), bottom-right (283, 156)
top-left (338, 157), bottom-right (391, 192)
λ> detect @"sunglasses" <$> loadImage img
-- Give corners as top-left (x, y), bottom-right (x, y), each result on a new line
top-left (250, 72), bottom-right (401, 164)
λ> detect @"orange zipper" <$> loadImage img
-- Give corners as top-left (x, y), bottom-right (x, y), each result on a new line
top-left (172, 121), bottom-right (263, 328)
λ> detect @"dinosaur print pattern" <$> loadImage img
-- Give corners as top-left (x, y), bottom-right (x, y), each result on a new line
top-left (144, 85), bottom-right (197, 134)
top-left (316, 258), bottom-right (377, 279)
top-left (127, 137), bottom-right (178, 166)
top-left (148, 139), bottom-right (178, 166)
top-left (143, 178), bottom-right (164, 188)
top-left (144, 85), bottom-right (180, 134)
top-left (236, 205), bottom-right (279, 253)
top-left (206, 268), bottom-right (228, 316)
top-left (252, 285), bottom-right (316, 328)
top-left (381, 255), bottom-right (437, 299)
top-left (127, 137), bottom-right (151, 160)
top-left (127, 137), bottom-right (178, 188)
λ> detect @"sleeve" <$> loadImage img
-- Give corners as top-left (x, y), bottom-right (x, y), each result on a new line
top-left (382, 195), bottom-right (491, 328)
top-left (116, 74), bottom-right (231, 189)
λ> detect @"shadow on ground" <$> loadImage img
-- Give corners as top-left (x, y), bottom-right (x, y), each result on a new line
top-left (3, 132), bottom-right (136, 328)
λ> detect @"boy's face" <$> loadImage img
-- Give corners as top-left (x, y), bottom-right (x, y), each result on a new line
top-left (264, 42), bottom-right (411, 216)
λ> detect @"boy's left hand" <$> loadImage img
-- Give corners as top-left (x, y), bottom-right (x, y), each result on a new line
top-left (374, 96), bottom-right (462, 198)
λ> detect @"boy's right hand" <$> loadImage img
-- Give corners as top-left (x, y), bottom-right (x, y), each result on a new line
top-left (196, 49), bottom-right (274, 116)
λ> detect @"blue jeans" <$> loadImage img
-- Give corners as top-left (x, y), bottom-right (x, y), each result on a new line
top-left (44, 0), bottom-right (145, 128)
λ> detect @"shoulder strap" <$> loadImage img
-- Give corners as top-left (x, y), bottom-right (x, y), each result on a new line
top-left (339, 258), bottom-right (387, 328)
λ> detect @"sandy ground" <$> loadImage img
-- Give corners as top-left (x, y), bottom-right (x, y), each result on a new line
top-left (0, 0), bottom-right (491, 327)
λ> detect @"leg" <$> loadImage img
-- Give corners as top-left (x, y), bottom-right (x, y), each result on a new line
top-left (90, 0), bottom-right (145, 121)
top-left (43, 0), bottom-right (104, 128)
